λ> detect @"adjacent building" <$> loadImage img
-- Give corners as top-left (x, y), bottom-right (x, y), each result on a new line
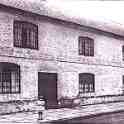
top-left (0, 0), bottom-right (124, 112)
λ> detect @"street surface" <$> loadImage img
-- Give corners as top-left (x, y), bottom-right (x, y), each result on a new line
top-left (1, 102), bottom-right (124, 124)
top-left (1, 111), bottom-right (124, 124)
top-left (54, 111), bottom-right (124, 124)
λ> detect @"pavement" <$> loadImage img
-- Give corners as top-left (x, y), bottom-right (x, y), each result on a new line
top-left (1, 102), bottom-right (124, 123)
top-left (60, 111), bottom-right (124, 124)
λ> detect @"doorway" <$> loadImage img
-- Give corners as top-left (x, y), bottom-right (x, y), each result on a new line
top-left (38, 72), bottom-right (58, 109)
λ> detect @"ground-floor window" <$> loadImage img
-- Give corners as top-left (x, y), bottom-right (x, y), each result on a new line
top-left (79, 73), bottom-right (95, 95)
top-left (0, 62), bottom-right (20, 94)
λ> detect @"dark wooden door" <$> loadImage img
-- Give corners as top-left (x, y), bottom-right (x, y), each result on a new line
top-left (38, 72), bottom-right (58, 109)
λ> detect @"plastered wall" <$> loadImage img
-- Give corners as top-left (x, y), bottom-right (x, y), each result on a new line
top-left (0, 8), bottom-right (123, 101)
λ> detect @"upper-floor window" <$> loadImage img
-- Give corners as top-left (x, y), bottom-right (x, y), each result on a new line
top-left (122, 75), bottom-right (124, 92)
top-left (14, 21), bottom-right (38, 49)
top-left (122, 46), bottom-right (124, 61)
top-left (79, 73), bottom-right (95, 95)
top-left (79, 36), bottom-right (94, 56)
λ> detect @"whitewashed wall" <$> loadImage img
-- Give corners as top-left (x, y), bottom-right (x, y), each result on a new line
top-left (0, 8), bottom-right (123, 102)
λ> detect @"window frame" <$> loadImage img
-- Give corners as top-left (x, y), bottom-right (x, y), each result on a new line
top-left (122, 75), bottom-right (124, 93)
top-left (79, 73), bottom-right (95, 95)
top-left (0, 63), bottom-right (21, 94)
top-left (122, 45), bottom-right (124, 61)
top-left (14, 20), bottom-right (38, 50)
top-left (78, 36), bottom-right (94, 56)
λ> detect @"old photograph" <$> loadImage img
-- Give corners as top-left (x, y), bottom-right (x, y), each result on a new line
top-left (0, 0), bottom-right (123, 123)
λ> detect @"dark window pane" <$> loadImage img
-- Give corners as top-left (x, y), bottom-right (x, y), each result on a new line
top-left (79, 37), bottom-right (94, 56)
top-left (122, 46), bottom-right (124, 61)
top-left (90, 40), bottom-right (94, 56)
top-left (22, 28), bottom-right (27, 47)
top-left (79, 73), bottom-right (95, 95)
top-left (122, 76), bottom-right (124, 94)
top-left (84, 40), bottom-right (89, 56)
top-left (14, 21), bottom-right (38, 49)
top-left (0, 63), bottom-right (20, 94)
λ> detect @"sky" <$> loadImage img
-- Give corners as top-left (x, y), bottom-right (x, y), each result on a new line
top-left (2, 0), bottom-right (124, 27)
top-left (31, 0), bottom-right (124, 26)
top-left (47, 1), bottom-right (124, 25)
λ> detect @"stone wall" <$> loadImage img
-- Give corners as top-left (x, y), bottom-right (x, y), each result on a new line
top-left (0, 56), bottom-right (38, 102)
top-left (0, 7), bottom-right (123, 105)
top-left (0, 10), bottom-right (123, 67)
top-left (57, 62), bottom-right (124, 100)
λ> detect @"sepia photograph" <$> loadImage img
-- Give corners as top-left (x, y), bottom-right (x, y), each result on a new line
top-left (0, 0), bottom-right (124, 123)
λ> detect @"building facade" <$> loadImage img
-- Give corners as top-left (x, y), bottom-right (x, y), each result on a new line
top-left (0, 1), bottom-right (124, 112)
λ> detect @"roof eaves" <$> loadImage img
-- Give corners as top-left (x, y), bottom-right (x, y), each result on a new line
top-left (0, 0), bottom-right (124, 37)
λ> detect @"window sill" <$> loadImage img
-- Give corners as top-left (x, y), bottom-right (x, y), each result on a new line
top-left (14, 45), bottom-right (38, 50)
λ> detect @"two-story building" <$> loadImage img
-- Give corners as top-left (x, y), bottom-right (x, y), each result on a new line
top-left (0, 0), bottom-right (124, 113)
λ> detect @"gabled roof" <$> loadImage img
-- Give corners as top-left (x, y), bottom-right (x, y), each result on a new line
top-left (0, 0), bottom-right (124, 37)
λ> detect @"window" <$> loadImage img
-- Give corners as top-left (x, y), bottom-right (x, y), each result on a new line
top-left (122, 76), bottom-right (124, 92)
top-left (0, 63), bottom-right (20, 94)
top-left (122, 46), bottom-right (124, 61)
top-left (14, 21), bottom-right (38, 49)
top-left (79, 36), bottom-right (94, 56)
top-left (79, 73), bottom-right (95, 95)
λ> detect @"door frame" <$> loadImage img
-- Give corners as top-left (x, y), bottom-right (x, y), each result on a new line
top-left (38, 72), bottom-right (58, 108)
